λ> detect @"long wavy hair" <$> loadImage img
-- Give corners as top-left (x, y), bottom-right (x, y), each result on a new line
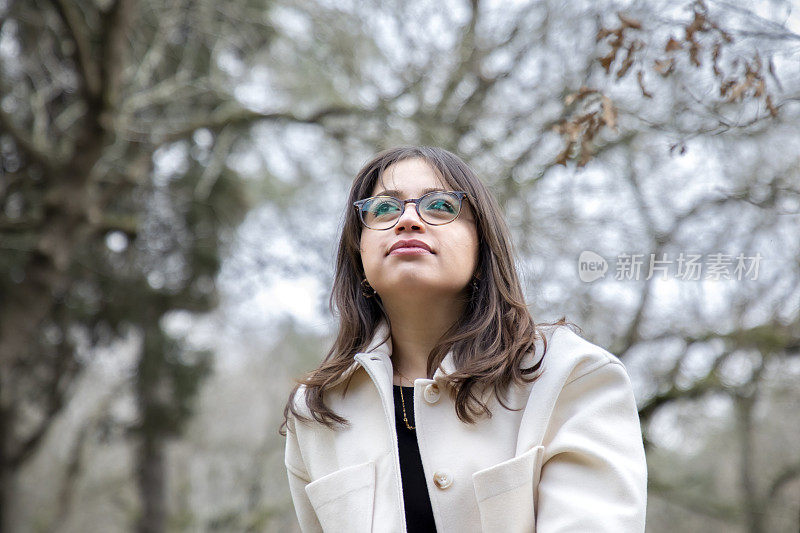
top-left (279, 146), bottom-right (572, 436)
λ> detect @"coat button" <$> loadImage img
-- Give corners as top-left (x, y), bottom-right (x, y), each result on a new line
top-left (423, 383), bottom-right (440, 404)
top-left (432, 471), bottom-right (453, 489)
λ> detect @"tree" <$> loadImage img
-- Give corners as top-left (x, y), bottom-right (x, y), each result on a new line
top-left (250, 1), bottom-right (800, 530)
top-left (2, 0), bottom-right (798, 530)
top-left (1, 0), bottom-right (257, 530)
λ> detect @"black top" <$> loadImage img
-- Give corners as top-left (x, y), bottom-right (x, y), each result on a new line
top-left (393, 385), bottom-right (437, 532)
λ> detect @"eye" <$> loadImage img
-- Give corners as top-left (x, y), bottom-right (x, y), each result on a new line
top-left (370, 199), bottom-right (400, 216)
top-left (422, 193), bottom-right (457, 214)
top-left (426, 199), bottom-right (456, 213)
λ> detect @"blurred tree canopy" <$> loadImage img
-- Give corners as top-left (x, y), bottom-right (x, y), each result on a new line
top-left (1, 0), bottom-right (799, 531)
top-left (0, 0), bottom-right (260, 531)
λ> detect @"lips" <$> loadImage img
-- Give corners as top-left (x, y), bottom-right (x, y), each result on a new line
top-left (388, 239), bottom-right (433, 254)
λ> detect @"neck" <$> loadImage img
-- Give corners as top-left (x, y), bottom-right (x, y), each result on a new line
top-left (381, 294), bottom-right (465, 385)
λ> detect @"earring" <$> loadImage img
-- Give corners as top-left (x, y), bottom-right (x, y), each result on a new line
top-left (361, 278), bottom-right (377, 298)
top-left (472, 274), bottom-right (481, 294)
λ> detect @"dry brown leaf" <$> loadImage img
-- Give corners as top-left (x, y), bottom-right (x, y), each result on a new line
top-left (599, 52), bottom-right (616, 73)
top-left (637, 70), bottom-right (653, 98)
top-left (565, 86), bottom-right (596, 105)
top-left (712, 42), bottom-right (722, 77)
top-left (618, 13), bottom-right (642, 29)
top-left (766, 94), bottom-right (778, 117)
top-left (555, 144), bottom-right (572, 166)
top-left (719, 79), bottom-right (735, 97)
top-left (563, 121), bottom-right (583, 142)
top-left (616, 42), bottom-right (639, 79)
top-left (596, 28), bottom-right (612, 42)
top-left (556, 88), bottom-right (620, 166)
top-left (653, 58), bottom-right (674, 76)
top-left (754, 78), bottom-right (765, 98)
top-left (689, 41), bottom-right (701, 67)
top-left (617, 56), bottom-right (634, 78)
top-left (727, 80), bottom-right (748, 102)
top-left (578, 139), bottom-right (594, 167)
top-left (601, 95), bottom-right (618, 130)
top-left (665, 37), bottom-right (682, 52)
top-left (686, 11), bottom-right (707, 38)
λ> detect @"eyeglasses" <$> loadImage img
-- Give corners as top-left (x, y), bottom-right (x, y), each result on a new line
top-left (353, 190), bottom-right (469, 230)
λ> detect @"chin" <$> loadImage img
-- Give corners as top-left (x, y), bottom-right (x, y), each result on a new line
top-left (384, 279), bottom-right (464, 295)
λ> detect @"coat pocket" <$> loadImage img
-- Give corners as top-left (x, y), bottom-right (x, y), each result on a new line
top-left (472, 445), bottom-right (545, 533)
top-left (305, 460), bottom-right (376, 533)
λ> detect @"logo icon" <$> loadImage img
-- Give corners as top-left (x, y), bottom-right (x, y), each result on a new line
top-left (578, 251), bottom-right (608, 282)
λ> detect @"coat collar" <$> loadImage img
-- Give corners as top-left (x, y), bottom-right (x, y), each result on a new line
top-left (328, 317), bottom-right (459, 390)
top-left (328, 319), bottom-right (548, 391)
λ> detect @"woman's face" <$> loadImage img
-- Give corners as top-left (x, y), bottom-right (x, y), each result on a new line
top-left (359, 158), bottom-right (479, 301)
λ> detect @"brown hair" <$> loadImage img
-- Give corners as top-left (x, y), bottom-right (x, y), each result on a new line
top-left (279, 146), bottom-right (572, 436)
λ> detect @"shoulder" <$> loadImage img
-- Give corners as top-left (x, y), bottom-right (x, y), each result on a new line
top-left (287, 383), bottom-right (314, 428)
top-left (534, 324), bottom-right (629, 389)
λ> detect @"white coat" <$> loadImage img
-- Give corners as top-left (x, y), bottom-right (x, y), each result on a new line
top-left (284, 319), bottom-right (647, 532)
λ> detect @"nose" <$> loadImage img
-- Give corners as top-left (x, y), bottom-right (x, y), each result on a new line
top-left (394, 201), bottom-right (424, 232)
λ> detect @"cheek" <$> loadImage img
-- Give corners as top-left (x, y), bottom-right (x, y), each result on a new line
top-left (463, 231), bottom-right (480, 274)
top-left (459, 224), bottom-right (479, 255)
top-left (359, 229), bottom-right (371, 253)
top-left (442, 230), bottom-right (479, 268)
top-left (359, 232), bottom-right (380, 269)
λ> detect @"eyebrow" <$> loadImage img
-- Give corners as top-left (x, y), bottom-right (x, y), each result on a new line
top-left (373, 187), bottom-right (447, 197)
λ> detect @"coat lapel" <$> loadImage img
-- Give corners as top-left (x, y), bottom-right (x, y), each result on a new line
top-left (349, 317), bottom-right (459, 388)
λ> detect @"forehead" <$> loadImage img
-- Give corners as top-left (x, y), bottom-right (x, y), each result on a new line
top-left (369, 158), bottom-right (449, 197)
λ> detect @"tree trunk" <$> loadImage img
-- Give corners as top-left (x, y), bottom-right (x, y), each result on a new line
top-left (0, 463), bottom-right (12, 533)
top-left (135, 321), bottom-right (169, 533)
top-left (735, 391), bottom-right (764, 533)
top-left (136, 432), bottom-right (166, 533)
top-left (0, 405), bottom-right (15, 533)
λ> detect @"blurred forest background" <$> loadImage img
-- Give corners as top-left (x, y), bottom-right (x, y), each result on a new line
top-left (1, 0), bottom-right (799, 531)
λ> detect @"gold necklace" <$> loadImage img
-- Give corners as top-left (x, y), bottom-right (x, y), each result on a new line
top-left (393, 367), bottom-right (415, 430)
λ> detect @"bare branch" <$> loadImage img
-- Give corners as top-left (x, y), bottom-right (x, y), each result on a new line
top-left (50, 0), bottom-right (102, 97)
top-left (432, 0), bottom-right (481, 119)
top-left (152, 104), bottom-right (384, 146)
top-left (130, 2), bottom-right (178, 90)
top-left (639, 363), bottom-right (724, 421)
top-left (100, 0), bottom-right (136, 111)
top-left (0, 107), bottom-right (57, 171)
top-left (195, 126), bottom-right (236, 201)
top-left (120, 74), bottom-right (216, 115)
top-left (8, 338), bottom-right (81, 469)
top-left (649, 475), bottom-right (742, 523)
top-left (711, 0), bottom-right (800, 41)
top-left (767, 460), bottom-right (800, 501)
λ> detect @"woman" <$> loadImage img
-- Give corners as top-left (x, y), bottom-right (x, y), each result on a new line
top-left (280, 146), bottom-right (647, 532)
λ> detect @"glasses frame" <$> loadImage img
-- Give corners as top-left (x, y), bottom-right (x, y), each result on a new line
top-left (353, 190), bottom-right (470, 230)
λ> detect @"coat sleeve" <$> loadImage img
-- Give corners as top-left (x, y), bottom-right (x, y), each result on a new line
top-left (536, 360), bottom-right (647, 532)
top-left (284, 414), bottom-right (323, 533)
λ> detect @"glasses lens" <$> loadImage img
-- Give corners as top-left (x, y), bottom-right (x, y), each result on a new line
top-left (419, 192), bottom-right (461, 224)
top-left (361, 197), bottom-right (402, 229)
